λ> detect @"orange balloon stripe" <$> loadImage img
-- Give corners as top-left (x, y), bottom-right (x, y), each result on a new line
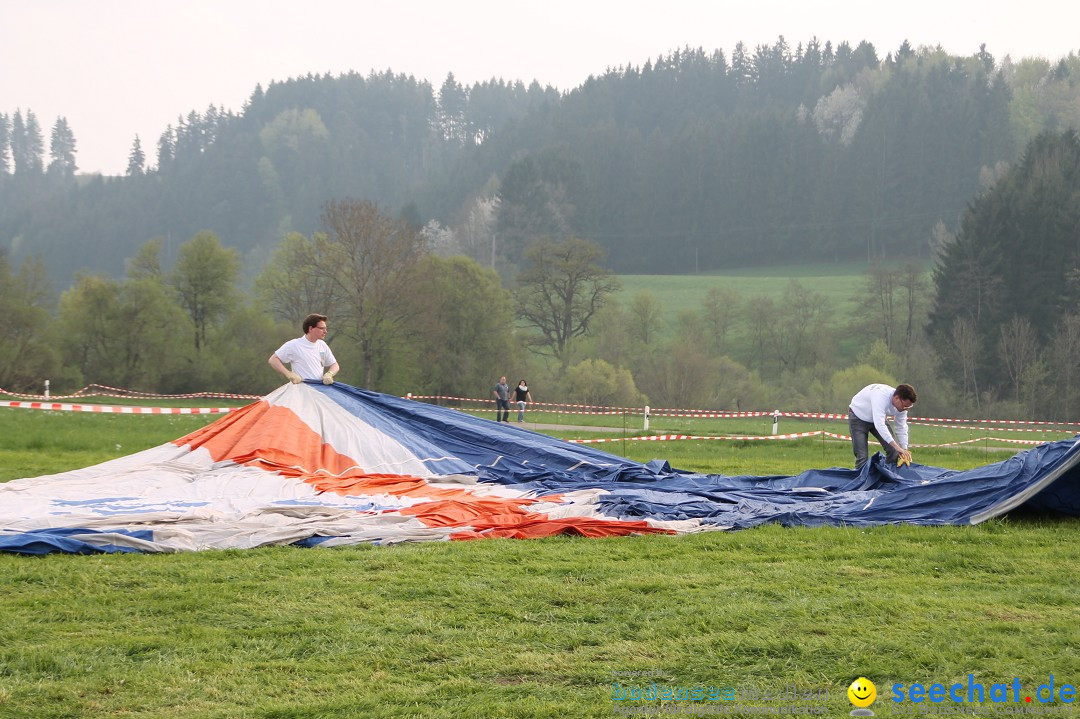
top-left (174, 399), bottom-right (666, 539)
top-left (174, 401), bottom-right (361, 477)
top-left (451, 516), bottom-right (672, 539)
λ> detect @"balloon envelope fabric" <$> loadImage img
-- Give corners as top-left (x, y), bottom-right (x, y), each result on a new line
top-left (2, 382), bottom-right (1079, 554)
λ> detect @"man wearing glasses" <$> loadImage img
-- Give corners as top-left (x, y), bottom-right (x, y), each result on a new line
top-left (848, 383), bottom-right (917, 470)
top-left (268, 313), bottom-right (340, 385)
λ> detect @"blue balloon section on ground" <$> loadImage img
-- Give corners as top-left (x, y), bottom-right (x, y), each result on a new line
top-left (323, 385), bottom-right (1080, 528)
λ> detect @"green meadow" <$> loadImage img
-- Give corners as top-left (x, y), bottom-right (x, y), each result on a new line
top-left (615, 262), bottom-right (871, 330)
top-left (1, 406), bottom-right (1078, 718)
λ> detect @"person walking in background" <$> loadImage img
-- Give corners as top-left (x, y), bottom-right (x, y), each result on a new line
top-left (514, 379), bottom-right (533, 422)
top-left (848, 382), bottom-right (917, 470)
top-left (268, 313), bottom-right (339, 385)
top-left (492, 376), bottom-right (510, 422)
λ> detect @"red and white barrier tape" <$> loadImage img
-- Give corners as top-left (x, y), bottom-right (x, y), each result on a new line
top-left (458, 406), bottom-right (634, 416)
top-left (1, 398), bottom-right (1055, 446)
top-left (7, 384), bottom-right (1079, 433)
top-left (823, 431), bottom-right (1043, 447)
top-left (1, 401), bottom-right (236, 414)
top-left (407, 394), bottom-right (644, 413)
top-left (570, 431), bottom-right (826, 444)
top-left (650, 410), bottom-right (772, 419)
top-left (407, 393), bottom-right (1080, 428)
top-left (79, 383), bottom-right (259, 400)
top-left (916, 437), bottom-right (1042, 447)
top-left (572, 431), bottom-right (1046, 448)
top-left (0, 383), bottom-right (258, 401)
top-left (909, 415), bottom-right (1080, 427)
top-left (908, 421), bottom-right (1069, 433)
top-left (779, 411), bottom-right (849, 420)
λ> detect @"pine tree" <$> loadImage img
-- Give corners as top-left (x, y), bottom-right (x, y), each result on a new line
top-left (23, 110), bottom-right (45, 174)
top-left (438, 72), bottom-right (468, 144)
top-left (0, 113), bottom-right (9, 174)
top-left (9, 110), bottom-right (27, 174)
top-left (156, 126), bottom-right (174, 172)
top-left (48, 117), bottom-right (78, 176)
top-left (127, 135), bottom-right (146, 176)
top-left (929, 130), bottom-right (1080, 397)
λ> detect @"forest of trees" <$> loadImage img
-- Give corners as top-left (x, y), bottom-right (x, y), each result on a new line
top-left (2, 38), bottom-right (1080, 420)
top-left (4, 40), bottom-right (1080, 285)
top-left (929, 130), bottom-right (1080, 419)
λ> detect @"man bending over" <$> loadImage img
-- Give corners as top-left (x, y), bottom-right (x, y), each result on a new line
top-left (848, 383), bottom-right (917, 469)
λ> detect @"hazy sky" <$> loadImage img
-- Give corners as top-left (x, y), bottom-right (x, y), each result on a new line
top-left (3, 0), bottom-right (1078, 175)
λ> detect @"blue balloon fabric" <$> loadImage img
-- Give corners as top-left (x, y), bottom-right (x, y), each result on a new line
top-left (1, 382), bottom-right (1078, 554)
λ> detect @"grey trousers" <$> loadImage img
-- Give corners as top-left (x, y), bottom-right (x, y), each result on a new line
top-left (849, 409), bottom-right (898, 469)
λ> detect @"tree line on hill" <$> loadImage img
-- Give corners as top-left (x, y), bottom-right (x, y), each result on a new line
top-left (2, 127), bottom-right (1080, 424)
top-left (3, 40), bottom-right (1079, 286)
top-left (2, 40), bottom-right (1080, 420)
top-left (0, 201), bottom-right (620, 408)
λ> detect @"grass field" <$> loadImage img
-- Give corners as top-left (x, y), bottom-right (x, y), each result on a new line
top-left (612, 261), bottom-right (907, 368)
top-left (616, 262), bottom-right (871, 332)
top-left (1, 406), bottom-right (1078, 718)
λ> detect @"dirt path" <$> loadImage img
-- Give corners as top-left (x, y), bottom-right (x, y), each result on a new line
top-left (512, 421), bottom-right (627, 433)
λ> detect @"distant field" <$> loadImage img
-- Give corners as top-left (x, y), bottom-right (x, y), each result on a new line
top-left (616, 261), bottom-right (871, 327)
top-left (612, 261), bottom-right (938, 369)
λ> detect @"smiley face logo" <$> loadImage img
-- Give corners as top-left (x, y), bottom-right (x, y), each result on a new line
top-left (848, 677), bottom-right (877, 708)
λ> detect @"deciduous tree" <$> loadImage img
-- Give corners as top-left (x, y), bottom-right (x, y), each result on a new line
top-left (313, 199), bottom-right (427, 388)
top-left (950, 317), bottom-right (981, 410)
top-left (1048, 314), bottom-right (1080, 420)
top-left (776, 280), bottom-right (832, 371)
top-left (254, 231), bottom-right (342, 327)
top-left (0, 252), bottom-right (59, 391)
top-left (402, 254), bottom-right (516, 396)
top-left (997, 315), bottom-right (1042, 410)
top-left (57, 273), bottom-right (192, 390)
top-left (127, 237), bottom-right (164, 280)
top-left (514, 237), bottom-right (620, 367)
top-left (627, 290), bottom-right (664, 346)
top-left (700, 286), bottom-right (740, 356)
top-left (171, 231), bottom-right (241, 352)
top-left (562, 358), bottom-right (643, 407)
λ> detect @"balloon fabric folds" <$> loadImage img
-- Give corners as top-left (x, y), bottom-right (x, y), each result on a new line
top-left (2, 382), bottom-right (1079, 554)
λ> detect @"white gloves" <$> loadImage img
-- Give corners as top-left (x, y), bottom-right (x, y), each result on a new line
top-left (322, 372), bottom-right (335, 385)
top-left (286, 370), bottom-right (303, 384)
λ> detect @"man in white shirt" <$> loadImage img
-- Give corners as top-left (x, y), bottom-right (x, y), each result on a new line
top-left (848, 383), bottom-right (917, 469)
top-left (268, 313), bottom-right (340, 385)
